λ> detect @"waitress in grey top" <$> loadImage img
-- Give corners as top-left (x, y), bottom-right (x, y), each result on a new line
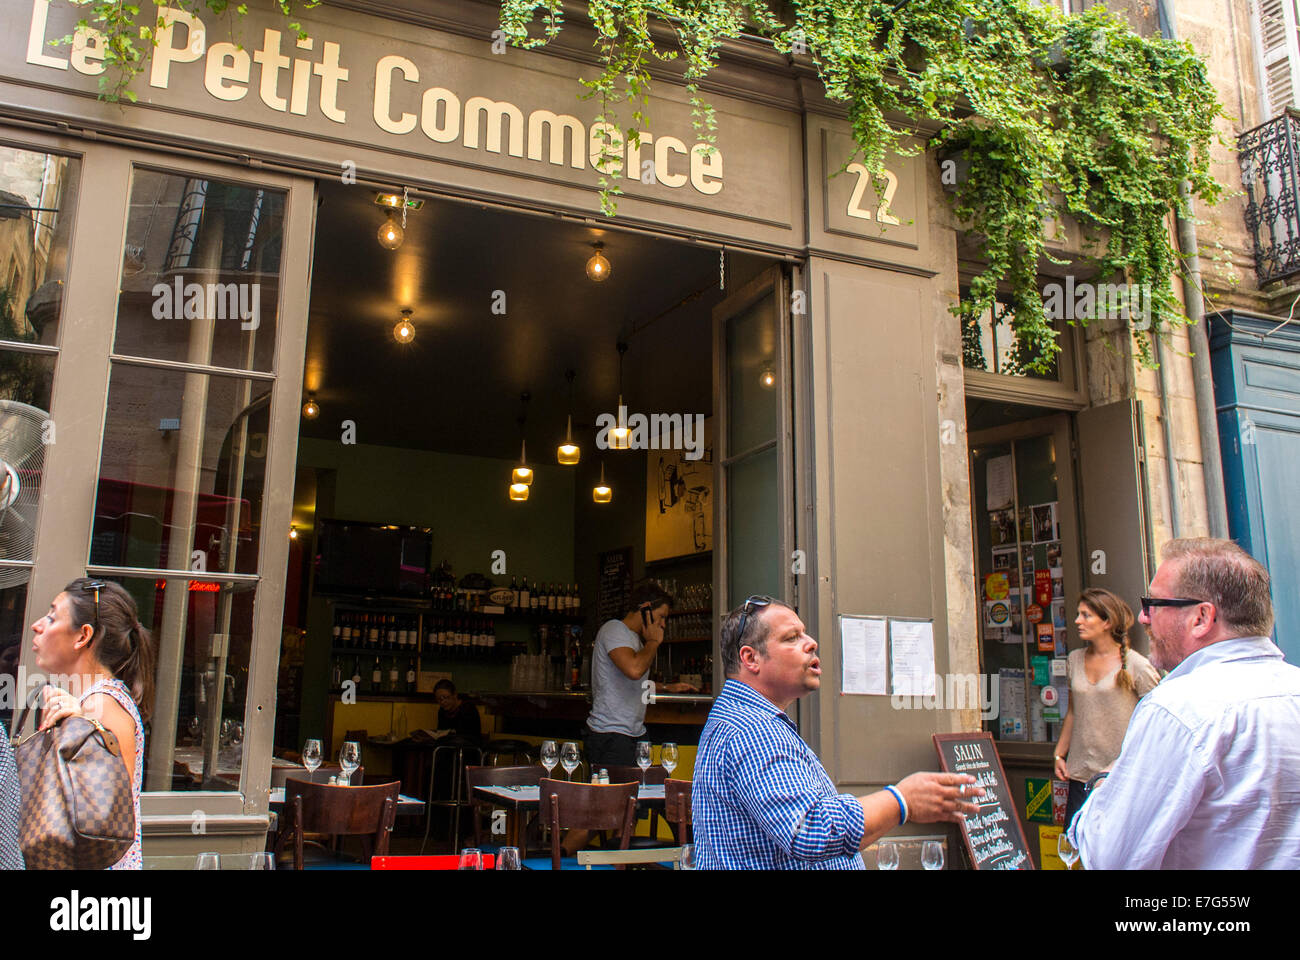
top-left (1055, 588), bottom-right (1161, 828)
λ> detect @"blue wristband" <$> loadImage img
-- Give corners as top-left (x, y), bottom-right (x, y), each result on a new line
top-left (883, 785), bottom-right (908, 825)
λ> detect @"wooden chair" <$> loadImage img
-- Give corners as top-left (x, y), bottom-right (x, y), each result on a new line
top-left (539, 778), bottom-right (638, 870)
top-left (465, 765), bottom-right (545, 852)
top-left (664, 779), bottom-right (693, 845)
top-left (604, 765), bottom-right (670, 846)
top-left (276, 777), bottom-right (399, 870)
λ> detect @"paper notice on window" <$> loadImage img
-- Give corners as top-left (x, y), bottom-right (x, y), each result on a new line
top-left (889, 619), bottom-right (935, 697)
top-left (986, 455), bottom-right (1014, 511)
top-left (840, 616), bottom-right (887, 695)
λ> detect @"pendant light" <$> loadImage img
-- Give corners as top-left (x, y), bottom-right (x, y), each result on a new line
top-left (377, 186), bottom-right (409, 251)
top-left (302, 393), bottom-right (320, 420)
top-left (760, 366), bottom-right (775, 388)
top-left (586, 241), bottom-right (611, 282)
top-left (609, 340), bottom-right (630, 450)
top-left (593, 461), bottom-right (612, 503)
top-left (393, 308), bottom-right (415, 344)
top-left (509, 394), bottom-right (532, 500)
top-left (557, 369), bottom-right (581, 465)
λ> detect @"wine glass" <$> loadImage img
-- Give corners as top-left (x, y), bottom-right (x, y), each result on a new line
top-left (458, 848), bottom-right (482, 870)
top-left (247, 852), bottom-right (275, 870)
top-left (921, 840), bottom-right (944, 871)
top-left (876, 841), bottom-right (899, 870)
top-left (1058, 831), bottom-right (1080, 870)
top-left (301, 739), bottom-right (322, 783)
top-left (635, 741), bottom-right (652, 786)
top-left (187, 716), bottom-right (202, 743)
top-left (339, 741), bottom-right (360, 784)
top-left (195, 852), bottom-right (220, 870)
top-left (559, 742), bottom-right (580, 782)
top-left (540, 740), bottom-right (558, 777)
top-left (677, 843), bottom-right (695, 870)
top-left (220, 719), bottom-right (233, 747)
top-left (660, 742), bottom-right (678, 777)
top-left (495, 846), bottom-right (521, 870)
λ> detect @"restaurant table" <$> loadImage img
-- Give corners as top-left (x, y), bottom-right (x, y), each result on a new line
top-left (172, 747), bottom-right (301, 787)
top-left (471, 782), bottom-right (665, 849)
top-left (268, 787), bottom-right (427, 816)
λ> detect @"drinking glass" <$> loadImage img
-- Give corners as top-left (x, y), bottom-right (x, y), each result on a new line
top-left (458, 848), bottom-right (483, 870)
top-left (339, 741), bottom-right (361, 784)
top-left (247, 852), bottom-right (276, 870)
top-left (195, 852), bottom-right (220, 870)
top-left (187, 716), bottom-right (202, 742)
top-left (635, 741), bottom-right (652, 785)
top-left (921, 840), bottom-right (944, 871)
top-left (540, 740), bottom-right (558, 777)
top-left (220, 719), bottom-right (233, 747)
top-left (660, 742), bottom-right (678, 777)
top-left (876, 841), bottom-right (899, 870)
top-left (560, 742), bottom-right (580, 781)
top-left (1058, 831), bottom-right (1080, 870)
top-left (495, 846), bottom-right (521, 870)
top-left (677, 843), bottom-right (695, 870)
top-left (302, 739), bottom-right (322, 783)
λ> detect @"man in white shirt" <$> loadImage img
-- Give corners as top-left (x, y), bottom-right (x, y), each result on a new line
top-left (1069, 538), bottom-right (1300, 869)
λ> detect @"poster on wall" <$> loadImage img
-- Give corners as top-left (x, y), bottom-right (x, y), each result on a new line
top-left (1031, 502), bottom-right (1059, 543)
top-left (1034, 569), bottom-right (1053, 606)
top-left (1021, 544), bottom-right (1035, 579)
top-left (1046, 540), bottom-right (1063, 573)
top-left (985, 572), bottom-right (1011, 601)
top-left (989, 508), bottom-right (1017, 548)
top-left (645, 417), bottom-right (714, 562)
top-left (1052, 601), bottom-right (1066, 629)
top-left (986, 455), bottom-right (1014, 510)
top-left (985, 599), bottom-right (1013, 630)
top-left (1019, 507), bottom-right (1034, 543)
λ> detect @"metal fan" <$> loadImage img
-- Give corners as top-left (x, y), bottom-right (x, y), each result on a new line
top-left (0, 400), bottom-right (47, 588)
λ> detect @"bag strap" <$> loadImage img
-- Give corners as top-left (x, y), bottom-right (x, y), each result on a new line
top-left (11, 702), bottom-right (44, 741)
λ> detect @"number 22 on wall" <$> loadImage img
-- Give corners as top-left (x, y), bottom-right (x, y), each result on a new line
top-left (845, 164), bottom-right (901, 225)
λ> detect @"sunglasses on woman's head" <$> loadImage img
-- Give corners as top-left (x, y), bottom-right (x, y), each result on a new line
top-left (85, 580), bottom-right (107, 633)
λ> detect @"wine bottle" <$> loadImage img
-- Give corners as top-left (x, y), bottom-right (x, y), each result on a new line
top-left (331, 658), bottom-right (343, 688)
top-left (520, 577), bottom-right (530, 612)
top-left (406, 658), bottom-right (417, 694)
top-left (332, 614), bottom-right (342, 647)
top-left (510, 575), bottom-right (519, 613)
top-left (388, 656), bottom-right (399, 692)
top-left (351, 657), bottom-right (362, 691)
top-left (371, 656), bottom-right (382, 694)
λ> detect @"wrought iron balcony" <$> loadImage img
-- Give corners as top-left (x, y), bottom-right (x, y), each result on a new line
top-left (1240, 110), bottom-right (1300, 285)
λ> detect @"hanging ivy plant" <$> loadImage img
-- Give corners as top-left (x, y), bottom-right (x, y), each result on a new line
top-left (62, 0), bottom-right (1225, 371)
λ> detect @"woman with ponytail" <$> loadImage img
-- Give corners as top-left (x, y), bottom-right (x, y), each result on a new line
top-left (1055, 588), bottom-right (1160, 830)
top-left (30, 578), bottom-right (156, 869)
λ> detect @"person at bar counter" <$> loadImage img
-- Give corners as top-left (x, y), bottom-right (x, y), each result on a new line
top-left (1068, 539), bottom-right (1300, 869)
top-left (434, 679), bottom-right (482, 743)
top-left (693, 596), bottom-right (983, 869)
top-left (583, 581), bottom-right (696, 769)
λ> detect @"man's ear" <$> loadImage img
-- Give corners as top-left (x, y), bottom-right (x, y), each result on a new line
top-left (737, 645), bottom-right (760, 674)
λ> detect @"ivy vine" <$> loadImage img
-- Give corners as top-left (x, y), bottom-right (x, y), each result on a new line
top-left (61, 0), bottom-right (1226, 371)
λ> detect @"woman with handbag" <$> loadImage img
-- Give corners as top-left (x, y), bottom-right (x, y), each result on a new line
top-left (31, 579), bottom-right (155, 869)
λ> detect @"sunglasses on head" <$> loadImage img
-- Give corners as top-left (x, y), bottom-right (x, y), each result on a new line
top-left (85, 580), bottom-right (107, 634)
top-left (735, 595), bottom-right (777, 646)
top-left (1139, 596), bottom-right (1207, 617)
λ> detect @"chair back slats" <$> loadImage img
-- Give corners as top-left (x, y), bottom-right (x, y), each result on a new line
top-left (664, 779), bottom-right (692, 846)
top-left (540, 778), bottom-right (638, 870)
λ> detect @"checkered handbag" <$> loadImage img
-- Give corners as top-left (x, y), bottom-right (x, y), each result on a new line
top-left (9, 706), bottom-right (135, 870)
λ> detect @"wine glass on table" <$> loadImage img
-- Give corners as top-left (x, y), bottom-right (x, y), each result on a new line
top-left (540, 740), bottom-right (558, 778)
top-left (458, 848), bottom-right (482, 870)
top-left (1058, 831), bottom-right (1080, 870)
top-left (339, 741), bottom-right (360, 785)
top-left (921, 840), bottom-right (944, 871)
top-left (559, 741), bottom-right (580, 782)
top-left (495, 846), bottom-right (521, 870)
top-left (660, 742), bottom-right (678, 778)
top-left (195, 852), bottom-right (220, 870)
top-left (636, 741), bottom-right (652, 786)
top-left (302, 739), bottom-right (322, 783)
top-left (677, 844), bottom-right (695, 870)
top-left (876, 841), bottom-right (899, 870)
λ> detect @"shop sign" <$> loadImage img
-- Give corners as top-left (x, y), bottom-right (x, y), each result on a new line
top-left (1034, 569), bottom-right (1053, 606)
top-left (1026, 777), bottom-right (1054, 823)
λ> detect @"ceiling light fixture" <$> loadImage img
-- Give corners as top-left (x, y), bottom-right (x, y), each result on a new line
top-left (593, 461), bottom-right (612, 503)
top-left (377, 185), bottom-right (410, 250)
top-left (609, 340), bottom-right (630, 450)
top-left (760, 366), bottom-right (776, 388)
top-left (557, 369), bottom-right (580, 465)
top-left (510, 394), bottom-right (533, 500)
top-left (302, 393), bottom-right (320, 420)
top-left (289, 526), bottom-right (299, 540)
top-left (586, 241), bottom-right (610, 282)
top-left (393, 308), bottom-right (416, 345)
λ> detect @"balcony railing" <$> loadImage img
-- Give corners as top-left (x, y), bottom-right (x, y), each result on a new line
top-left (1240, 110), bottom-right (1300, 285)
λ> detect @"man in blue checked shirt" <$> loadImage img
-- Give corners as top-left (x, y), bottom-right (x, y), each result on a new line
top-left (693, 597), bottom-right (983, 869)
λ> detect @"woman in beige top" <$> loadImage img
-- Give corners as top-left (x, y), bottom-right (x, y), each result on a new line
top-left (1054, 588), bottom-right (1160, 829)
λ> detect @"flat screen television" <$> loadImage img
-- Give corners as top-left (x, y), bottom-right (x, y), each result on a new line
top-left (313, 520), bottom-right (431, 597)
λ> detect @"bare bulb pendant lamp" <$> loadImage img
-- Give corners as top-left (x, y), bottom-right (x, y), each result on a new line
top-left (586, 241), bottom-right (610, 282)
top-left (760, 366), bottom-right (775, 388)
top-left (378, 186), bottom-right (410, 250)
top-left (593, 462), bottom-right (612, 503)
top-left (302, 393), bottom-right (320, 420)
top-left (557, 369), bottom-right (581, 465)
top-left (393, 308), bottom-right (415, 344)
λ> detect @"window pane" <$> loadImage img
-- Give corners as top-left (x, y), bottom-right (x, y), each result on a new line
top-left (0, 352), bottom-right (57, 565)
top-left (726, 291), bottom-right (778, 453)
top-left (727, 447), bottom-right (781, 602)
top-left (0, 577), bottom-right (30, 731)
top-left (91, 365), bottom-right (270, 574)
top-left (0, 146), bottom-right (79, 348)
top-left (108, 575), bottom-right (256, 793)
top-left (116, 169), bottom-right (284, 372)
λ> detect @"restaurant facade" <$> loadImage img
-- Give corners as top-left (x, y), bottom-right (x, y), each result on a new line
top-left (0, 0), bottom-right (1212, 866)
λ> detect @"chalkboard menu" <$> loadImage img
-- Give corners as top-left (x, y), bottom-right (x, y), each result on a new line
top-left (597, 547), bottom-right (633, 623)
top-left (933, 733), bottom-right (1034, 870)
